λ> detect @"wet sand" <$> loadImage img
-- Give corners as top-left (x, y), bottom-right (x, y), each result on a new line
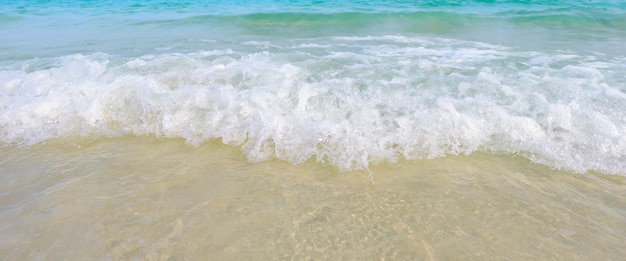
top-left (1, 137), bottom-right (625, 260)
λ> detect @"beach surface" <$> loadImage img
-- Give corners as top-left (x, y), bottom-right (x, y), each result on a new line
top-left (1, 137), bottom-right (625, 260)
top-left (1, 0), bottom-right (626, 259)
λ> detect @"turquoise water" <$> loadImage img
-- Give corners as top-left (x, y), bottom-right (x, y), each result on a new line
top-left (1, 0), bottom-right (625, 174)
top-left (2, 1), bottom-right (626, 59)
top-left (1, 1), bottom-right (626, 259)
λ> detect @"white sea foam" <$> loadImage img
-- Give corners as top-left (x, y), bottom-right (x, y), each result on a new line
top-left (1, 36), bottom-right (625, 174)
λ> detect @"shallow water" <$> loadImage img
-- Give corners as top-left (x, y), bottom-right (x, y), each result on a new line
top-left (1, 1), bottom-right (626, 259)
top-left (1, 137), bottom-right (625, 260)
top-left (2, 1), bottom-right (626, 174)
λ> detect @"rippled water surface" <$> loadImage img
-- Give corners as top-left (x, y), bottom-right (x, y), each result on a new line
top-left (1, 0), bottom-right (625, 259)
top-left (1, 138), bottom-right (625, 259)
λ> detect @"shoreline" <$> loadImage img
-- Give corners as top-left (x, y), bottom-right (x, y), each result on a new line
top-left (1, 137), bottom-right (625, 259)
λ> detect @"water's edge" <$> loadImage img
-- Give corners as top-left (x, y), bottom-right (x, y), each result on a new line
top-left (1, 136), bottom-right (625, 259)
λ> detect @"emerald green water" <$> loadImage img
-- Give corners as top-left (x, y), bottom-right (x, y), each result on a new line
top-left (1, 0), bottom-right (625, 59)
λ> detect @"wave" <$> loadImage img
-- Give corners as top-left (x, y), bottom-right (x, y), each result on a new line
top-left (149, 10), bottom-right (626, 29)
top-left (1, 36), bottom-right (625, 174)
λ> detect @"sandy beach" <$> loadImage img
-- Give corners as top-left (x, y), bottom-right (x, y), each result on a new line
top-left (2, 1), bottom-right (626, 259)
top-left (1, 137), bottom-right (625, 259)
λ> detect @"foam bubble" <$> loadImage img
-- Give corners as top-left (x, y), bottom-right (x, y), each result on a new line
top-left (1, 36), bottom-right (625, 175)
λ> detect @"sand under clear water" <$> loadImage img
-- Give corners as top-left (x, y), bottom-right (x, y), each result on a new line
top-left (1, 137), bottom-right (624, 260)
top-left (2, 1), bottom-right (626, 259)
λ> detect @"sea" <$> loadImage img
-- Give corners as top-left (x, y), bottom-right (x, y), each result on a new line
top-left (1, 0), bottom-right (625, 259)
